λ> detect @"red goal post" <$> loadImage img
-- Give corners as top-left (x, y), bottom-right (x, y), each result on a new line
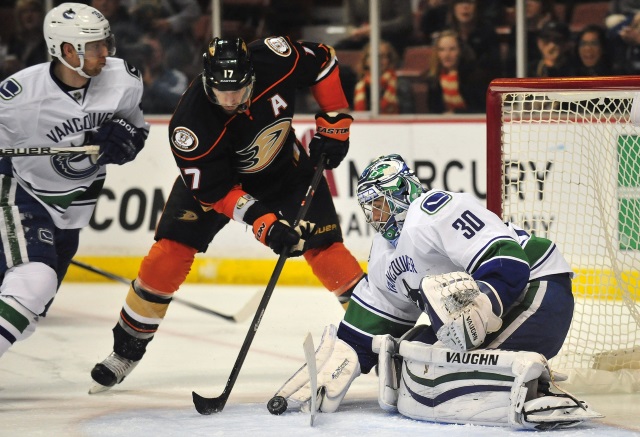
top-left (486, 77), bottom-right (640, 393)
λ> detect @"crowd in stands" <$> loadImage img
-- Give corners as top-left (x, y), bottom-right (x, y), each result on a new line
top-left (0, 0), bottom-right (634, 114)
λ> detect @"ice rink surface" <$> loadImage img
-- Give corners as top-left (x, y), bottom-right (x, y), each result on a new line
top-left (2, 283), bottom-right (639, 437)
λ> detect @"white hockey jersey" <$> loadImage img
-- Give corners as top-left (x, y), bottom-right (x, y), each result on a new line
top-left (0, 58), bottom-right (147, 228)
top-left (353, 190), bottom-right (573, 330)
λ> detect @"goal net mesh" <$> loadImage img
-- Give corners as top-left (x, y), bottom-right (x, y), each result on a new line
top-left (487, 78), bottom-right (640, 393)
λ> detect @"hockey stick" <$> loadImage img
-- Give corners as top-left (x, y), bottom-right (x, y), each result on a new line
top-left (192, 158), bottom-right (326, 415)
top-left (0, 145), bottom-right (100, 157)
top-left (69, 259), bottom-right (261, 323)
top-left (303, 332), bottom-right (320, 426)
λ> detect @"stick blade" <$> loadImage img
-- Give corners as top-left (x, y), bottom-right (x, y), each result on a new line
top-left (192, 391), bottom-right (226, 415)
top-left (303, 332), bottom-right (319, 426)
top-left (233, 290), bottom-right (263, 323)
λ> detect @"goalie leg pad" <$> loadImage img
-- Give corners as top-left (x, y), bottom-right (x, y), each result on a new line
top-left (396, 341), bottom-right (603, 428)
top-left (372, 334), bottom-right (400, 411)
top-left (371, 325), bottom-right (435, 412)
top-left (274, 324), bottom-right (361, 413)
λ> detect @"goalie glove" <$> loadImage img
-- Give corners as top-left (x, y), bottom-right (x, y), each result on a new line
top-left (92, 118), bottom-right (147, 166)
top-left (309, 112), bottom-right (353, 169)
top-left (252, 212), bottom-right (316, 257)
top-left (272, 324), bottom-right (361, 413)
top-left (420, 272), bottom-right (502, 351)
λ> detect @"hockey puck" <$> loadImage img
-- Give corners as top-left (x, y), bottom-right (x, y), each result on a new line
top-left (267, 395), bottom-right (287, 415)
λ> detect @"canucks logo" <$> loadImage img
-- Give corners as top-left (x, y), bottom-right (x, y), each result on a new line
top-left (51, 154), bottom-right (99, 180)
top-left (62, 8), bottom-right (76, 19)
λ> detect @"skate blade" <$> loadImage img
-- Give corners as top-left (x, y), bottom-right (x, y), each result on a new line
top-left (88, 383), bottom-right (112, 395)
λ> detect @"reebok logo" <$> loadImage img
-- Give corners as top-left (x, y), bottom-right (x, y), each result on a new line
top-left (331, 359), bottom-right (350, 379)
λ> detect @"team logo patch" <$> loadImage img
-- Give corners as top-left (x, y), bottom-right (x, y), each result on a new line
top-left (235, 194), bottom-right (251, 209)
top-left (62, 8), bottom-right (76, 19)
top-left (265, 37), bottom-right (291, 57)
top-left (51, 153), bottom-right (100, 180)
top-left (176, 209), bottom-right (199, 221)
top-left (172, 127), bottom-right (199, 152)
top-left (421, 191), bottom-right (451, 214)
top-left (124, 61), bottom-right (141, 79)
top-left (237, 118), bottom-right (291, 173)
top-left (0, 78), bottom-right (22, 100)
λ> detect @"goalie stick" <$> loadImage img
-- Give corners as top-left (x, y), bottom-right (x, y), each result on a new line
top-left (69, 259), bottom-right (260, 323)
top-left (303, 332), bottom-right (320, 426)
top-left (192, 157), bottom-right (326, 415)
top-left (0, 145), bottom-right (100, 157)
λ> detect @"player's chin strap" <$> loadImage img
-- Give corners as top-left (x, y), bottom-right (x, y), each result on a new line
top-left (374, 334), bottom-right (604, 429)
top-left (58, 55), bottom-right (92, 79)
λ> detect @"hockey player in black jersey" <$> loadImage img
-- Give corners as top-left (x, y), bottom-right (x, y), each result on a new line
top-left (90, 36), bottom-right (365, 393)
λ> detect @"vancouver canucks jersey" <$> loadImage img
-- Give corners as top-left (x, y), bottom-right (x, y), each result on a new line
top-left (0, 58), bottom-right (147, 228)
top-left (349, 190), bottom-right (573, 336)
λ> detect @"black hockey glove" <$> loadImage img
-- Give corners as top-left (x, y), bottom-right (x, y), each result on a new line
top-left (93, 118), bottom-right (147, 166)
top-left (309, 112), bottom-right (353, 170)
top-left (253, 213), bottom-right (316, 257)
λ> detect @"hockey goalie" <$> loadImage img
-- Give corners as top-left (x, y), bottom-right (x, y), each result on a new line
top-left (269, 154), bottom-right (602, 429)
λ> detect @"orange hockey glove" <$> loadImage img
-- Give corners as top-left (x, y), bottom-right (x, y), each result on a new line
top-left (253, 213), bottom-right (316, 257)
top-left (309, 112), bottom-right (353, 169)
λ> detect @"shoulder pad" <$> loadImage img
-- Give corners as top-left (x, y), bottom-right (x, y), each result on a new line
top-left (124, 61), bottom-right (142, 80)
top-left (0, 78), bottom-right (23, 100)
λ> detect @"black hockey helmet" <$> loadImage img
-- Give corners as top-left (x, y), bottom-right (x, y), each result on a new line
top-left (202, 38), bottom-right (255, 98)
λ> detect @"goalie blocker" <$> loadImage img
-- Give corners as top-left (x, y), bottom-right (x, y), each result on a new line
top-left (374, 332), bottom-right (603, 429)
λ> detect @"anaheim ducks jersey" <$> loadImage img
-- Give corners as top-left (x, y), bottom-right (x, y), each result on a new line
top-left (169, 36), bottom-right (346, 215)
top-left (0, 59), bottom-right (147, 228)
top-left (358, 190), bottom-right (573, 328)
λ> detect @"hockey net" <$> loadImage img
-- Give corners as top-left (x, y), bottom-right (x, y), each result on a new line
top-left (486, 77), bottom-right (640, 393)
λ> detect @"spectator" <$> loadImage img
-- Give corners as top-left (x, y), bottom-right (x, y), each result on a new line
top-left (353, 40), bottom-right (400, 114)
top-left (504, 0), bottom-right (559, 76)
top-left (127, 0), bottom-right (201, 78)
top-left (606, 9), bottom-right (640, 74)
top-left (528, 20), bottom-right (576, 77)
top-left (419, 0), bottom-right (448, 44)
top-left (575, 24), bottom-right (612, 76)
top-left (445, 0), bottom-right (501, 78)
top-left (1, 0), bottom-right (48, 80)
top-left (609, 0), bottom-right (640, 15)
top-left (138, 34), bottom-right (188, 114)
top-left (426, 30), bottom-right (489, 114)
top-left (334, 0), bottom-right (413, 56)
top-left (91, 0), bottom-right (142, 62)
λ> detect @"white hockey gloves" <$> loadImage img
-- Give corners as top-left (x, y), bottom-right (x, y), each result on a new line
top-left (271, 325), bottom-right (361, 413)
top-left (420, 272), bottom-right (502, 351)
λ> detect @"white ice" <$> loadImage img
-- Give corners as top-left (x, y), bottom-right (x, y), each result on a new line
top-left (1, 283), bottom-right (639, 437)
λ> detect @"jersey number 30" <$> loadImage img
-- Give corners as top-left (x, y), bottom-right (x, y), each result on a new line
top-left (452, 210), bottom-right (485, 239)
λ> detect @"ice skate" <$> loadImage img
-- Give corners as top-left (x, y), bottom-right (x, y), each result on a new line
top-left (89, 352), bottom-right (139, 394)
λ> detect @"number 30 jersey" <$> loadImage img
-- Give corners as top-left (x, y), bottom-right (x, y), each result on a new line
top-left (364, 190), bottom-right (573, 323)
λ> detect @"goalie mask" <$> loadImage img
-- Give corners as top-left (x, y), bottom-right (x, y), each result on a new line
top-left (202, 37), bottom-right (255, 112)
top-left (44, 3), bottom-right (115, 78)
top-left (357, 154), bottom-right (424, 241)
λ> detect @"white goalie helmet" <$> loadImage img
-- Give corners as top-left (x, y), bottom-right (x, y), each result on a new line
top-left (357, 154), bottom-right (425, 241)
top-left (44, 3), bottom-right (115, 76)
